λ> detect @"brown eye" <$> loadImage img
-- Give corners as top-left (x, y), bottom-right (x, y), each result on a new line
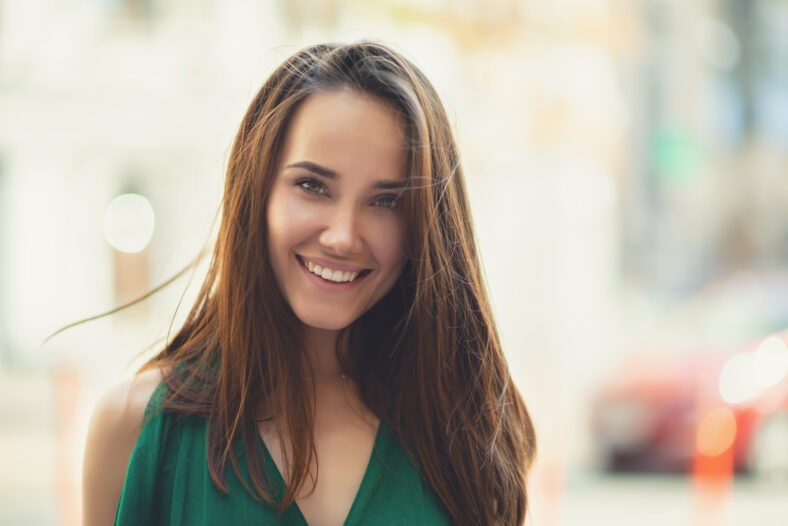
top-left (296, 178), bottom-right (327, 195)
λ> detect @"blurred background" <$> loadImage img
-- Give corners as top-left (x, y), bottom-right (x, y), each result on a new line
top-left (1, 0), bottom-right (787, 524)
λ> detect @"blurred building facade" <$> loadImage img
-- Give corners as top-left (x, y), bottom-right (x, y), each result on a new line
top-left (622, 0), bottom-right (788, 296)
top-left (0, 1), bottom-right (786, 525)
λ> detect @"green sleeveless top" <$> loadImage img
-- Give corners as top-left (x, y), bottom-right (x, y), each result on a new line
top-left (115, 384), bottom-right (452, 525)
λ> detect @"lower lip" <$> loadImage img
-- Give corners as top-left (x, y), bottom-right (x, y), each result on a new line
top-left (297, 256), bottom-right (369, 292)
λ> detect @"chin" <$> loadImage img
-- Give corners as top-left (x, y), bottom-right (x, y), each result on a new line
top-left (294, 310), bottom-right (358, 332)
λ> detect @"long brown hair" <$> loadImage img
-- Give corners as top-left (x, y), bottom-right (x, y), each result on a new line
top-left (144, 42), bottom-right (536, 525)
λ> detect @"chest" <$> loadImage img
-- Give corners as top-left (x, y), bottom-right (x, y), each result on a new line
top-left (258, 415), bottom-right (379, 526)
top-left (117, 410), bottom-right (454, 526)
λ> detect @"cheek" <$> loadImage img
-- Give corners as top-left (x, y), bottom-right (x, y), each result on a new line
top-left (267, 191), bottom-right (318, 254)
top-left (265, 193), bottom-right (287, 259)
top-left (372, 219), bottom-right (407, 272)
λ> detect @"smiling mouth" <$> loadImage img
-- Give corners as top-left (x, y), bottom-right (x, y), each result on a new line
top-left (296, 255), bottom-right (371, 283)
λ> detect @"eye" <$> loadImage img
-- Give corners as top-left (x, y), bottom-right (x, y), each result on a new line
top-left (296, 178), bottom-right (327, 196)
top-left (373, 195), bottom-right (399, 210)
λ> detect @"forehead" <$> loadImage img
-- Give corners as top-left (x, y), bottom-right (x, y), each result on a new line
top-left (280, 89), bottom-right (407, 181)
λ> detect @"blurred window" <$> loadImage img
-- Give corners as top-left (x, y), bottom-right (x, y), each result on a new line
top-left (98, 0), bottom-right (157, 20)
top-left (0, 158), bottom-right (6, 364)
top-left (753, 0), bottom-right (788, 145)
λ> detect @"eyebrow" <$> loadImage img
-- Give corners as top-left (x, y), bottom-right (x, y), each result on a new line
top-left (284, 161), bottom-right (406, 190)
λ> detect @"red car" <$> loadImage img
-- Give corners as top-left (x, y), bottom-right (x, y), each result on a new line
top-left (592, 274), bottom-right (788, 478)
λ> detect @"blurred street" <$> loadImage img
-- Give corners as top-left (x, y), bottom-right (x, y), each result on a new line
top-left (2, 368), bottom-right (787, 526)
top-left (0, 369), bottom-right (58, 526)
top-left (3, 0), bottom-right (788, 524)
top-left (558, 473), bottom-right (788, 526)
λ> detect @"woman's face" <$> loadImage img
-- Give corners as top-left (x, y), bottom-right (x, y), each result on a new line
top-left (266, 89), bottom-right (408, 332)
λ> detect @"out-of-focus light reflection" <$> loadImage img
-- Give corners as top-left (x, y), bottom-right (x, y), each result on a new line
top-left (696, 407), bottom-right (737, 457)
top-left (103, 193), bottom-right (155, 253)
top-left (695, 18), bottom-right (740, 72)
top-left (651, 127), bottom-right (704, 184)
top-left (753, 336), bottom-right (788, 388)
top-left (718, 352), bottom-right (757, 404)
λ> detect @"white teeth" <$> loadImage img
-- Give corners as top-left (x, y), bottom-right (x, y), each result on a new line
top-left (302, 258), bottom-right (361, 283)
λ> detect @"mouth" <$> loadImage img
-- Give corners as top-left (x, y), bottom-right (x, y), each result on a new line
top-left (296, 255), bottom-right (372, 284)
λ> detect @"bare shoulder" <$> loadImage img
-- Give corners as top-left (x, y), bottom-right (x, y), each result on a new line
top-left (94, 368), bottom-right (165, 427)
top-left (82, 367), bottom-right (164, 526)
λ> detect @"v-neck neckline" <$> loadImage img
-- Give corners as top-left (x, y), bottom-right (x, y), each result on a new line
top-left (258, 420), bottom-right (386, 526)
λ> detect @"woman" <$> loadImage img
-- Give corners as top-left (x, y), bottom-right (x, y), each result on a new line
top-left (83, 42), bottom-right (536, 526)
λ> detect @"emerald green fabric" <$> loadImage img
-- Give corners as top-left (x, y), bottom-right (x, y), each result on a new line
top-left (115, 384), bottom-right (452, 525)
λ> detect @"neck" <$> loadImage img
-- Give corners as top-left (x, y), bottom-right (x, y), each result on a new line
top-left (303, 326), bottom-right (344, 377)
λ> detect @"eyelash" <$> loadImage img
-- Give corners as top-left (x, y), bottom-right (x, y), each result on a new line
top-left (295, 178), bottom-right (400, 210)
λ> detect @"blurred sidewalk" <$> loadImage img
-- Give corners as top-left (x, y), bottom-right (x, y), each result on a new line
top-left (0, 367), bottom-right (61, 526)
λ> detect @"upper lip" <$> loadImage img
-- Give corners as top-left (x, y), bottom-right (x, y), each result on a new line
top-left (296, 254), bottom-right (372, 273)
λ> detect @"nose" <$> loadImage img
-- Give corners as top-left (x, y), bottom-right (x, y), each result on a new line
top-left (318, 204), bottom-right (363, 256)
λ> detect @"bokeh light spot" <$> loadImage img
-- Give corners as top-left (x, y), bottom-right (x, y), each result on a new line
top-left (753, 336), bottom-right (788, 388)
top-left (696, 407), bottom-right (737, 457)
top-left (718, 352), bottom-right (758, 404)
top-left (103, 193), bottom-right (155, 254)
